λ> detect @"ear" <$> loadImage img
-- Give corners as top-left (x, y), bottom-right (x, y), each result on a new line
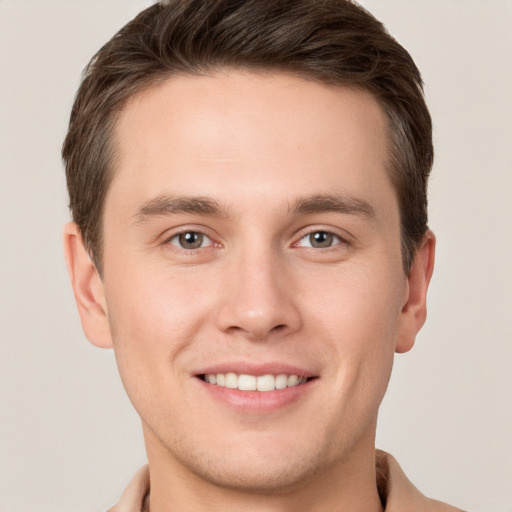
top-left (63, 222), bottom-right (113, 348)
top-left (395, 230), bottom-right (436, 354)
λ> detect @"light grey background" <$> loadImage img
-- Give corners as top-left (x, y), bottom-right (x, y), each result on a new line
top-left (1, 1), bottom-right (511, 511)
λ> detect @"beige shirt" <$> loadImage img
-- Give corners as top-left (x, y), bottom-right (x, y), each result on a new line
top-left (108, 451), bottom-right (466, 512)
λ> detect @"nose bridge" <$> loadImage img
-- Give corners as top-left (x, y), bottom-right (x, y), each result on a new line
top-left (216, 240), bottom-right (300, 339)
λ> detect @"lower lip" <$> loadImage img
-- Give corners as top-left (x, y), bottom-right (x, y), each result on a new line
top-left (196, 377), bottom-right (317, 413)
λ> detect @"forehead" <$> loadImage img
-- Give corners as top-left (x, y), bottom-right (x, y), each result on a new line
top-left (108, 70), bottom-right (394, 219)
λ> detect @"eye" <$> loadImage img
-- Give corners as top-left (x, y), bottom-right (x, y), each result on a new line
top-left (295, 230), bottom-right (343, 249)
top-left (168, 231), bottom-right (212, 250)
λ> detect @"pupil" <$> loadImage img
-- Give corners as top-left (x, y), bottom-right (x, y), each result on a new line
top-left (311, 231), bottom-right (333, 248)
top-left (179, 232), bottom-right (203, 249)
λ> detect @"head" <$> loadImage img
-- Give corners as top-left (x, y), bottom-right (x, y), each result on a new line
top-left (63, 0), bottom-right (435, 501)
top-left (63, 0), bottom-right (432, 277)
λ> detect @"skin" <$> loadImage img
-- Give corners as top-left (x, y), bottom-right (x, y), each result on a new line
top-left (64, 70), bottom-right (435, 512)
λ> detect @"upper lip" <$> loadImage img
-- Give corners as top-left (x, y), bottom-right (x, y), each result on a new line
top-left (194, 361), bottom-right (318, 378)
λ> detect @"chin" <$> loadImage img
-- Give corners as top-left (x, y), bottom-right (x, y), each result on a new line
top-left (156, 424), bottom-right (353, 496)
top-left (177, 446), bottom-right (330, 495)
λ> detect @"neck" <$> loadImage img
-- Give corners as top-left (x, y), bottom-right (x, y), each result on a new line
top-left (143, 423), bottom-right (384, 512)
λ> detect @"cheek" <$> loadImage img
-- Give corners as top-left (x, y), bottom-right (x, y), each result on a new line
top-left (106, 260), bottom-right (214, 336)
top-left (103, 265), bottom-right (217, 395)
top-left (306, 263), bottom-right (404, 395)
top-left (308, 260), bottom-right (404, 343)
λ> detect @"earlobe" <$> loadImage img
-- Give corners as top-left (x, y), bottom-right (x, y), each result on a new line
top-left (63, 222), bottom-right (113, 349)
top-left (395, 230), bottom-right (436, 354)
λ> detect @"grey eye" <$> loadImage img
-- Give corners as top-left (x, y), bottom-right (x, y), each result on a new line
top-left (308, 231), bottom-right (335, 248)
top-left (170, 231), bottom-right (207, 249)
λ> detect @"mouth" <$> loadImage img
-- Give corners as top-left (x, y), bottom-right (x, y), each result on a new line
top-left (198, 373), bottom-right (312, 392)
top-left (194, 363), bottom-right (319, 412)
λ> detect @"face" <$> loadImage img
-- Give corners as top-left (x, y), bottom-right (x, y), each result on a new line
top-left (71, 70), bottom-right (430, 493)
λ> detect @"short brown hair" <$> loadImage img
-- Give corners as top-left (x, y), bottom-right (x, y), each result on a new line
top-left (63, 0), bottom-right (432, 275)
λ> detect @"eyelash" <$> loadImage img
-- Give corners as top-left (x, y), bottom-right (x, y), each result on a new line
top-left (164, 228), bottom-right (349, 252)
top-left (293, 230), bottom-right (347, 250)
top-left (166, 230), bottom-right (217, 251)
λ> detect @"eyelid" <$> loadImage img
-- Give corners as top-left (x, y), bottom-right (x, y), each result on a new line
top-left (168, 232), bottom-right (212, 249)
top-left (162, 225), bottom-right (221, 249)
top-left (292, 226), bottom-right (352, 248)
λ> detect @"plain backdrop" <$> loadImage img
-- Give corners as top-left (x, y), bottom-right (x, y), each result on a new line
top-left (1, 1), bottom-right (511, 511)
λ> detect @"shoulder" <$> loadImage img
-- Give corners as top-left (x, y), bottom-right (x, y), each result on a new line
top-left (107, 465), bottom-right (150, 512)
top-left (376, 450), bottom-right (467, 512)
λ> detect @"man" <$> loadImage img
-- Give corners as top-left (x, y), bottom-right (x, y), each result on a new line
top-left (62, 0), bottom-right (465, 510)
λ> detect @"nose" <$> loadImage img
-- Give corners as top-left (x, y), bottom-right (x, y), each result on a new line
top-left (215, 248), bottom-right (302, 341)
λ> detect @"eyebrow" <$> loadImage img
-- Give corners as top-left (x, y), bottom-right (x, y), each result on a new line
top-left (132, 192), bottom-right (375, 225)
top-left (132, 195), bottom-right (228, 224)
top-left (291, 193), bottom-right (375, 218)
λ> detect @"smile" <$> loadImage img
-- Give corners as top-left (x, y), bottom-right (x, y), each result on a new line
top-left (201, 373), bottom-right (309, 392)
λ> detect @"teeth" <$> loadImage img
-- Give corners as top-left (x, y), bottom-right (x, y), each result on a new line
top-left (287, 375), bottom-right (299, 387)
top-left (275, 374), bottom-right (288, 389)
top-left (238, 374), bottom-right (256, 391)
top-left (203, 373), bottom-right (308, 391)
top-left (225, 372), bottom-right (238, 389)
top-left (257, 374), bottom-right (275, 392)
